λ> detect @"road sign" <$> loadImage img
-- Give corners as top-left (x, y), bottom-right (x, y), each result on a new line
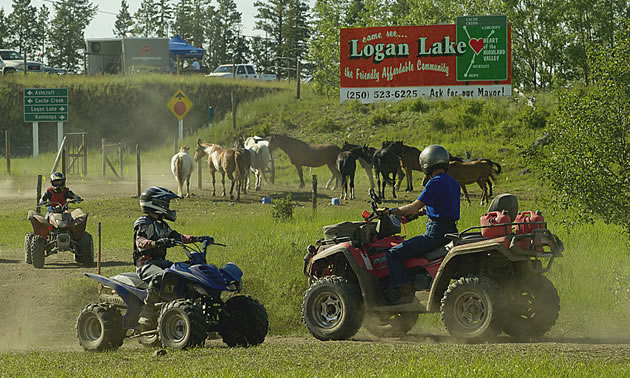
top-left (167, 89), bottom-right (193, 120)
top-left (24, 88), bottom-right (69, 122)
top-left (456, 15), bottom-right (509, 81)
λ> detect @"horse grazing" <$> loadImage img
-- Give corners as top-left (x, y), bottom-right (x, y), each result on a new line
top-left (336, 146), bottom-right (371, 200)
top-left (382, 141), bottom-right (422, 192)
top-left (244, 136), bottom-right (274, 191)
top-left (194, 140), bottom-right (248, 201)
top-left (423, 159), bottom-right (502, 205)
top-left (449, 155), bottom-right (501, 198)
top-left (267, 134), bottom-right (342, 190)
top-left (171, 146), bottom-right (195, 198)
top-left (373, 142), bottom-right (404, 200)
top-left (341, 142), bottom-right (376, 193)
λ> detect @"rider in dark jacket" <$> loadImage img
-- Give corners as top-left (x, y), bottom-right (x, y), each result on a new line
top-left (39, 172), bottom-right (82, 216)
top-left (134, 186), bottom-right (213, 328)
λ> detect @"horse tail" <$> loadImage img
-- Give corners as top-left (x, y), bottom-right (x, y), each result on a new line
top-left (175, 154), bottom-right (184, 181)
top-left (491, 160), bottom-right (502, 175)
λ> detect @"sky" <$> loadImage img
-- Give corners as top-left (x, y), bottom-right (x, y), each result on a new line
top-left (0, 0), bottom-right (262, 39)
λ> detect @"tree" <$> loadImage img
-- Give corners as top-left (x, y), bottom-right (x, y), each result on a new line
top-left (207, 0), bottom-right (244, 67)
top-left (255, 0), bottom-right (286, 76)
top-left (134, 0), bottom-right (158, 37)
top-left (526, 22), bottom-right (630, 233)
top-left (307, 0), bottom-right (345, 95)
top-left (155, 0), bottom-right (173, 38)
top-left (7, 0), bottom-right (37, 58)
top-left (285, 0), bottom-right (310, 79)
top-left (0, 8), bottom-right (10, 48)
top-left (48, 0), bottom-right (97, 70)
top-left (113, 0), bottom-right (134, 38)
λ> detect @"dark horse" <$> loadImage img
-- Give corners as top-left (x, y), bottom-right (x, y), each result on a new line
top-left (267, 134), bottom-right (342, 189)
top-left (341, 142), bottom-right (377, 192)
top-left (336, 146), bottom-right (371, 200)
top-left (373, 141), bottom-right (405, 200)
top-left (382, 140), bottom-right (422, 192)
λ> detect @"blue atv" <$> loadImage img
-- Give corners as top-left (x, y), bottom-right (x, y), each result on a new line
top-left (75, 240), bottom-right (268, 351)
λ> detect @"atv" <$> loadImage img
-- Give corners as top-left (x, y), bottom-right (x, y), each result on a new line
top-left (301, 191), bottom-right (564, 342)
top-left (76, 240), bottom-right (269, 351)
top-left (25, 199), bottom-right (94, 268)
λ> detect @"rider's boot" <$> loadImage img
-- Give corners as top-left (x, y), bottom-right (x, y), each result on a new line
top-left (138, 289), bottom-right (160, 329)
top-left (386, 282), bottom-right (415, 305)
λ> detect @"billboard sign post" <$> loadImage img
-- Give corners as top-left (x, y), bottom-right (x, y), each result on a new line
top-left (24, 88), bottom-right (69, 157)
top-left (339, 16), bottom-right (511, 104)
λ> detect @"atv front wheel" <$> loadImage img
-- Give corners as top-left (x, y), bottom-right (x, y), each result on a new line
top-left (158, 299), bottom-right (207, 349)
top-left (502, 276), bottom-right (560, 341)
top-left (31, 235), bottom-right (46, 269)
top-left (24, 232), bottom-right (34, 264)
top-left (440, 276), bottom-right (505, 342)
top-left (78, 232), bottom-right (95, 268)
top-left (219, 295), bottom-right (269, 347)
top-left (76, 303), bottom-right (125, 351)
top-left (363, 311), bottom-right (419, 338)
top-left (302, 275), bottom-right (363, 341)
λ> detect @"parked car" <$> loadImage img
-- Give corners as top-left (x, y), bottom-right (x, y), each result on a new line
top-left (207, 64), bottom-right (276, 81)
top-left (0, 49), bottom-right (43, 74)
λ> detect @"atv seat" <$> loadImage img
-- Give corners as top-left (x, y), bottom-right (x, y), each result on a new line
top-left (111, 272), bottom-right (148, 289)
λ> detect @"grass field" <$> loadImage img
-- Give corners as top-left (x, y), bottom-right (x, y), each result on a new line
top-left (1, 80), bottom-right (629, 375)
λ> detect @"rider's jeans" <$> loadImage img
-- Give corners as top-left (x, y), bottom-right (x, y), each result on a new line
top-left (386, 220), bottom-right (457, 287)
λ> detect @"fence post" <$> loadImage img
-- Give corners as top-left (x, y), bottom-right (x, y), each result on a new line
top-left (101, 138), bottom-right (106, 178)
top-left (36, 175), bottom-right (42, 213)
top-left (5, 130), bottom-right (10, 175)
top-left (97, 222), bottom-right (102, 275)
top-left (296, 60), bottom-right (301, 100)
top-left (61, 148), bottom-right (67, 175)
top-left (82, 133), bottom-right (87, 177)
top-left (197, 158), bottom-right (202, 189)
top-left (312, 175), bottom-right (317, 211)
top-left (119, 144), bottom-right (123, 178)
top-left (136, 144), bottom-right (141, 197)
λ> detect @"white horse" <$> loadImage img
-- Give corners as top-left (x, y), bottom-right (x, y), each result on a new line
top-left (171, 146), bottom-right (195, 197)
top-left (244, 136), bottom-right (274, 191)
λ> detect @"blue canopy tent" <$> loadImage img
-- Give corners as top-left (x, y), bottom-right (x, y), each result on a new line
top-left (169, 35), bottom-right (204, 73)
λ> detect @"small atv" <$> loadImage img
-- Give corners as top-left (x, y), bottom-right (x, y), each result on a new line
top-left (76, 240), bottom-right (269, 351)
top-left (25, 199), bottom-right (94, 268)
top-left (301, 191), bottom-right (564, 342)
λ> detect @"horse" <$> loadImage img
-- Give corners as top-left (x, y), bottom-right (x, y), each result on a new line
top-left (341, 142), bottom-right (376, 193)
top-left (448, 155), bottom-right (502, 198)
top-left (267, 134), bottom-right (342, 190)
top-left (336, 146), bottom-right (371, 200)
top-left (170, 146), bottom-right (195, 198)
top-left (382, 141), bottom-right (421, 192)
top-left (244, 136), bottom-right (274, 191)
top-left (373, 142), bottom-right (404, 200)
top-left (423, 159), bottom-right (501, 205)
top-left (194, 140), bottom-right (248, 201)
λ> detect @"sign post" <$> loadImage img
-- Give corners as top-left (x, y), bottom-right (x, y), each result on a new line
top-left (24, 88), bottom-right (69, 156)
top-left (167, 89), bottom-right (193, 142)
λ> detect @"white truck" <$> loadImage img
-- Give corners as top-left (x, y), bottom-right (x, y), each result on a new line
top-left (0, 49), bottom-right (43, 74)
top-left (207, 64), bottom-right (276, 81)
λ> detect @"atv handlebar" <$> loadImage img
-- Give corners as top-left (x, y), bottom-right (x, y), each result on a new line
top-left (174, 239), bottom-right (226, 265)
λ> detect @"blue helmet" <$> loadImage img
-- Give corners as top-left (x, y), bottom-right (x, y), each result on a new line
top-left (139, 186), bottom-right (181, 221)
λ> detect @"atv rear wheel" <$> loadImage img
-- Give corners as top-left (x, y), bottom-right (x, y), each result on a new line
top-left (76, 303), bottom-right (125, 351)
top-left (502, 276), bottom-right (560, 341)
top-left (24, 232), bottom-right (34, 264)
top-left (219, 295), bottom-right (269, 347)
top-left (158, 299), bottom-right (207, 349)
top-left (31, 235), bottom-right (46, 269)
top-left (302, 275), bottom-right (363, 341)
top-left (78, 232), bottom-right (95, 268)
top-left (363, 311), bottom-right (419, 338)
top-left (441, 276), bottom-right (505, 342)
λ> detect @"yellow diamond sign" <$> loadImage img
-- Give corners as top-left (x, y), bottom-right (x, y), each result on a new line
top-left (167, 89), bottom-right (193, 120)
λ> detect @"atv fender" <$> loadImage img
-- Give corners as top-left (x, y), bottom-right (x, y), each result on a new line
top-left (426, 238), bottom-right (528, 312)
top-left (310, 242), bottom-right (388, 310)
top-left (84, 273), bottom-right (146, 329)
top-left (163, 262), bottom-right (241, 293)
top-left (27, 210), bottom-right (50, 238)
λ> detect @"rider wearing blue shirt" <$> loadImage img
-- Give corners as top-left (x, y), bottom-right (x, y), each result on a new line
top-left (382, 145), bottom-right (460, 304)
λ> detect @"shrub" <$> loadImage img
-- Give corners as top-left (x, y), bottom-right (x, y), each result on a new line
top-left (271, 193), bottom-right (294, 221)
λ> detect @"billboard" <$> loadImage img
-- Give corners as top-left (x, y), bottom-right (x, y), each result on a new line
top-left (339, 15), bottom-right (511, 103)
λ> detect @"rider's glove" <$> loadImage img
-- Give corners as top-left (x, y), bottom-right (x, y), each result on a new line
top-left (196, 235), bottom-right (215, 244)
top-left (155, 238), bottom-right (177, 248)
top-left (74, 196), bottom-right (83, 203)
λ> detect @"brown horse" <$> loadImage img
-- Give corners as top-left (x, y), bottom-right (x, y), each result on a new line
top-left (382, 140), bottom-right (420, 192)
top-left (194, 140), bottom-right (249, 201)
top-left (423, 159), bottom-right (501, 205)
top-left (267, 134), bottom-right (342, 189)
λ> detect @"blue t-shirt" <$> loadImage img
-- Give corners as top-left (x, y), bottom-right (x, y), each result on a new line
top-left (418, 173), bottom-right (460, 221)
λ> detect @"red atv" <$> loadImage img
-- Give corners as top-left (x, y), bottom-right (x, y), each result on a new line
top-left (25, 199), bottom-right (94, 268)
top-left (301, 191), bottom-right (564, 342)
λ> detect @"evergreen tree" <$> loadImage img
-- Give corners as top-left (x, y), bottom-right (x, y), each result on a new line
top-left (134, 0), bottom-right (158, 37)
top-left (0, 8), bottom-right (9, 48)
top-left (210, 0), bottom-right (244, 65)
top-left (155, 0), bottom-right (173, 38)
top-left (172, 0), bottom-right (194, 40)
top-left (285, 0), bottom-right (310, 79)
top-left (48, 0), bottom-right (97, 70)
top-left (33, 5), bottom-right (50, 63)
top-left (7, 0), bottom-right (37, 58)
top-left (113, 0), bottom-right (134, 38)
top-left (255, 0), bottom-right (287, 77)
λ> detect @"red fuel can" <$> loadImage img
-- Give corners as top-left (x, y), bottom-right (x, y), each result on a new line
top-left (514, 210), bottom-right (545, 234)
top-left (480, 211), bottom-right (512, 238)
